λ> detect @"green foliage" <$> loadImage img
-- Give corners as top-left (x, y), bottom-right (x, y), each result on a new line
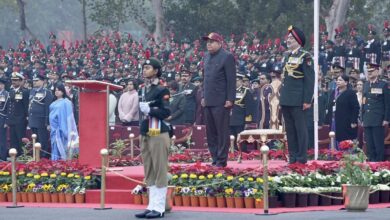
top-left (339, 147), bottom-right (372, 186)
top-left (110, 139), bottom-right (127, 157)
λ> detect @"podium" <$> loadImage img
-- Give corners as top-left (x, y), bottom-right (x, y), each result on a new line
top-left (66, 80), bottom-right (123, 167)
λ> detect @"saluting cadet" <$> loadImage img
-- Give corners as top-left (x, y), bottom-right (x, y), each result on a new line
top-left (28, 73), bottom-right (53, 159)
top-left (0, 78), bottom-right (10, 161)
top-left (8, 72), bottom-right (29, 157)
top-left (135, 57), bottom-right (171, 219)
top-left (280, 26), bottom-right (315, 164)
top-left (362, 63), bottom-right (390, 162)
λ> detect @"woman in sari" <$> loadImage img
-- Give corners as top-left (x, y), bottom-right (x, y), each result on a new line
top-left (49, 83), bottom-right (79, 160)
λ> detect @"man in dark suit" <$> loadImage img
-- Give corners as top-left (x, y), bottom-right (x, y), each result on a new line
top-left (362, 63), bottom-right (390, 161)
top-left (166, 80), bottom-right (186, 125)
top-left (0, 78), bottom-right (10, 161)
top-left (8, 72), bottom-right (29, 157)
top-left (280, 26), bottom-right (315, 164)
top-left (201, 32), bottom-right (236, 167)
top-left (28, 73), bottom-right (53, 159)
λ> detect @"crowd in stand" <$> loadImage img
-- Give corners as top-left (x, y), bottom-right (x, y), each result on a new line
top-left (1, 20), bottom-right (390, 161)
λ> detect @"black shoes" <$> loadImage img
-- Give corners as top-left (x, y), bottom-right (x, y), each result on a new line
top-left (135, 210), bottom-right (151, 218)
top-left (135, 210), bottom-right (164, 219)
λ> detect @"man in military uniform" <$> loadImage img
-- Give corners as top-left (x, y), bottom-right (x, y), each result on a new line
top-left (230, 74), bottom-right (254, 152)
top-left (28, 73), bottom-right (53, 159)
top-left (135, 57), bottom-right (171, 219)
top-left (280, 26), bottom-right (315, 164)
top-left (259, 73), bottom-right (273, 129)
top-left (382, 21), bottom-right (390, 70)
top-left (362, 63), bottom-right (390, 162)
top-left (0, 78), bottom-right (10, 161)
top-left (180, 69), bottom-right (197, 124)
top-left (364, 26), bottom-right (381, 67)
top-left (8, 72), bottom-right (29, 157)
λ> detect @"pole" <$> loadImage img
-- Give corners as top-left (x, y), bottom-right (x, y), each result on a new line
top-left (34, 143), bottom-right (41, 162)
top-left (94, 149), bottom-right (112, 210)
top-left (129, 133), bottom-right (135, 158)
top-left (6, 148), bottom-right (23, 208)
top-left (313, 0), bottom-right (320, 160)
top-left (32, 134), bottom-right (37, 161)
top-left (230, 135), bottom-right (235, 154)
top-left (261, 143), bottom-right (270, 214)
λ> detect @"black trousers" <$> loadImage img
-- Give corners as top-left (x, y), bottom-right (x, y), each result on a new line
top-left (281, 106), bottom-right (309, 163)
top-left (31, 127), bottom-right (50, 159)
top-left (205, 106), bottom-right (230, 167)
top-left (0, 117), bottom-right (7, 161)
top-left (364, 126), bottom-right (385, 162)
top-left (9, 122), bottom-right (27, 157)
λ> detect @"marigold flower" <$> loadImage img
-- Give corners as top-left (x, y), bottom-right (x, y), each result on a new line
top-left (199, 175), bottom-right (205, 180)
top-left (41, 172), bottom-right (48, 177)
top-left (256, 177), bottom-right (263, 183)
top-left (3, 171), bottom-right (10, 176)
top-left (61, 172), bottom-right (67, 176)
top-left (34, 174), bottom-right (41, 179)
top-left (18, 171), bottom-right (25, 175)
top-left (180, 173), bottom-right (188, 179)
top-left (172, 175), bottom-right (178, 179)
top-left (75, 174), bottom-right (80, 178)
top-left (50, 174), bottom-right (57, 178)
top-left (227, 176), bottom-right (234, 181)
top-left (27, 173), bottom-right (33, 177)
top-left (248, 177), bottom-right (254, 181)
top-left (189, 174), bottom-right (197, 179)
top-left (216, 173), bottom-right (223, 178)
top-left (84, 175), bottom-right (91, 180)
top-left (239, 177), bottom-right (245, 182)
top-left (67, 173), bottom-right (75, 178)
top-left (207, 174), bottom-right (214, 179)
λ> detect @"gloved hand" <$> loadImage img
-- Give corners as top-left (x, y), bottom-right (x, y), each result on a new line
top-left (139, 102), bottom-right (150, 114)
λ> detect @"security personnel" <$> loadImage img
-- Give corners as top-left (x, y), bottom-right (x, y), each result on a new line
top-left (0, 78), bottom-right (10, 161)
top-left (135, 57), bottom-right (171, 219)
top-left (8, 72), bottom-right (29, 157)
top-left (280, 26), bottom-right (315, 164)
top-left (230, 74), bottom-right (254, 152)
top-left (28, 73), bottom-right (53, 159)
top-left (362, 63), bottom-right (390, 162)
top-left (382, 21), bottom-right (390, 69)
top-left (180, 69), bottom-right (197, 124)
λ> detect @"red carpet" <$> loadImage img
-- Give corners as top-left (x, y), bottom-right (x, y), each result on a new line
top-left (1, 202), bottom-right (389, 214)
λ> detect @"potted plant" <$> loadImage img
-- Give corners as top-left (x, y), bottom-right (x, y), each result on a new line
top-left (339, 146), bottom-right (371, 211)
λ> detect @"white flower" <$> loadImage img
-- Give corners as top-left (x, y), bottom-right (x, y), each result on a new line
top-left (181, 187), bottom-right (190, 194)
top-left (374, 172), bottom-right (380, 177)
top-left (336, 175), bottom-right (341, 183)
top-left (131, 185), bottom-right (143, 194)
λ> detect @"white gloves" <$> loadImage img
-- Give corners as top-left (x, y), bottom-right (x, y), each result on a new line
top-left (140, 102), bottom-right (150, 114)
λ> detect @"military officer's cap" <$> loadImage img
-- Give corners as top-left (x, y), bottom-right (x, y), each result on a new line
top-left (383, 20), bottom-right (389, 32)
top-left (251, 78), bottom-right (260, 84)
top-left (33, 72), bottom-right (47, 81)
top-left (367, 63), bottom-right (380, 71)
top-left (271, 65), bottom-right (282, 74)
top-left (202, 32), bottom-right (223, 43)
top-left (236, 73), bottom-right (245, 80)
top-left (181, 69), bottom-right (192, 76)
top-left (332, 63), bottom-right (345, 71)
top-left (288, 25), bottom-right (306, 47)
top-left (11, 72), bottom-right (24, 80)
top-left (192, 76), bottom-right (203, 83)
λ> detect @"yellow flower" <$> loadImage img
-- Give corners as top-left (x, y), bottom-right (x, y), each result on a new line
top-left (67, 173), bottom-right (75, 178)
top-left (255, 198), bottom-right (262, 202)
top-left (227, 176), bottom-right (234, 181)
top-left (84, 175), bottom-right (91, 180)
top-left (27, 173), bottom-right (33, 177)
top-left (224, 188), bottom-right (233, 195)
top-left (256, 178), bottom-right (263, 183)
top-left (189, 174), bottom-right (197, 179)
top-left (0, 171), bottom-right (3, 175)
top-left (34, 174), bottom-right (41, 179)
top-left (61, 172), bottom-right (67, 176)
top-left (253, 188), bottom-right (258, 193)
top-left (41, 172), bottom-right (48, 177)
top-left (238, 177), bottom-right (245, 182)
top-left (199, 175), bottom-right (205, 180)
top-left (172, 175), bottom-right (178, 179)
top-left (18, 171), bottom-right (25, 175)
top-left (180, 173), bottom-right (188, 179)
top-left (207, 174), bottom-right (214, 179)
top-left (268, 177), bottom-right (273, 182)
top-left (50, 174), bottom-right (57, 178)
top-left (75, 174), bottom-right (80, 178)
top-left (216, 173), bottom-right (223, 178)
top-left (247, 177), bottom-right (254, 182)
top-left (3, 171), bottom-right (10, 176)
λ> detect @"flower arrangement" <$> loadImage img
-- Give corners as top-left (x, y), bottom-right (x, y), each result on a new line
top-left (339, 147), bottom-right (372, 186)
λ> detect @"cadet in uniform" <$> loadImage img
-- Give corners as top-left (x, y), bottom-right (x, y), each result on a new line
top-left (362, 63), bottom-right (390, 162)
top-left (28, 73), bottom-right (53, 158)
top-left (8, 72), bottom-right (29, 157)
top-left (0, 78), bottom-right (10, 161)
top-left (135, 57), bottom-right (171, 219)
top-left (229, 74), bottom-right (254, 152)
top-left (280, 26), bottom-right (315, 164)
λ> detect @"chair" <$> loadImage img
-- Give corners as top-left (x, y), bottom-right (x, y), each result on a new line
top-left (172, 125), bottom-right (192, 146)
top-left (318, 125), bottom-right (330, 149)
top-left (191, 125), bottom-right (207, 149)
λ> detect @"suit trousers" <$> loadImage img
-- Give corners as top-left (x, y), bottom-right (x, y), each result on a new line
top-left (364, 126), bottom-right (385, 162)
top-left (31, 127), bottom-right (50, 159)
top-left (281, 106), bottom-right (309, 163)
top-left (9, 123), bottom-right (27, 157)
top-left (141, 132), bottom-right (170, 188)
top-left (0, 117), bottom-right (7, 161)
top-left (205, 106), bottom-right (230, 166)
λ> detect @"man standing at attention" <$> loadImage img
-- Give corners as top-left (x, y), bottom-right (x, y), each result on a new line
top-left (280, 26), bottom-right (315, 164)
top-left (201, 32), bottom-right (236, 167)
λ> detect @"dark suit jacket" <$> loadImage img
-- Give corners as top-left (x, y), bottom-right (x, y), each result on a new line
top-left (28, 87), bottom-right (53, 128)
top-left (168, 93), bottom-right (186, 125)
top-left (203, 48), bottom-right (236, 107)
top-left (8, 87), bottom-right (29, 126)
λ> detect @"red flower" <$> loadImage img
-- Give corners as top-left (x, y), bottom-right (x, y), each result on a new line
top-left (339, 140), bottom-right (353, 150)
